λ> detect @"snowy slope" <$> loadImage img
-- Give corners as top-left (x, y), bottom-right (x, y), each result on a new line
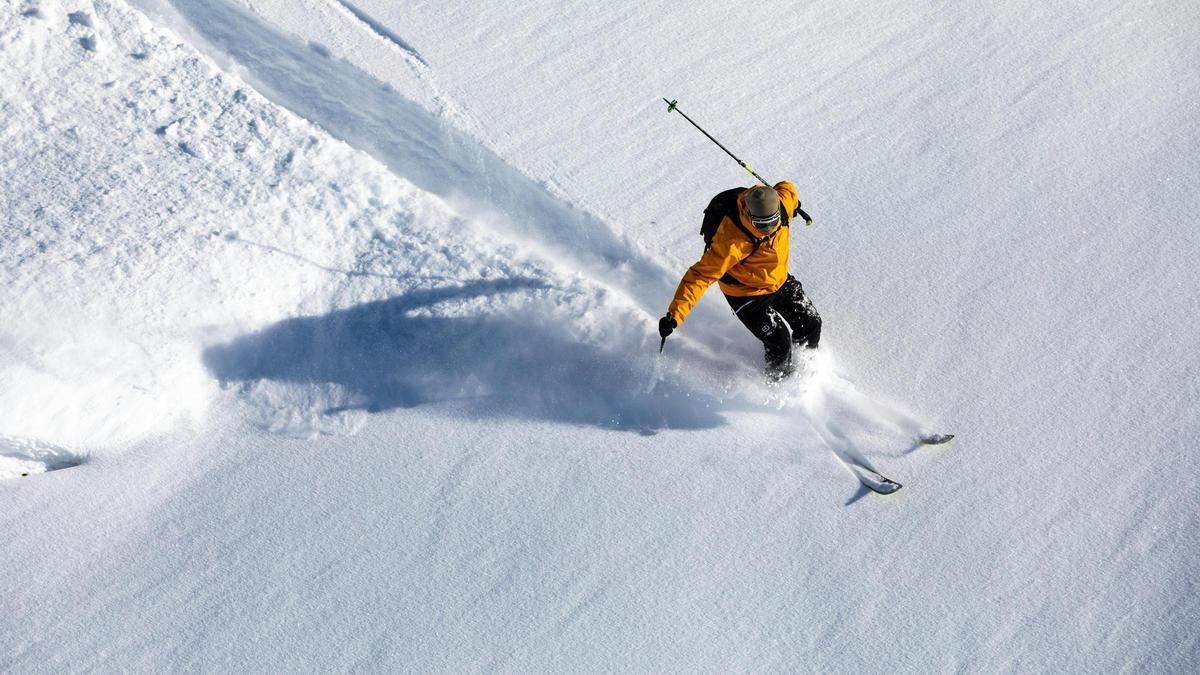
top-left (3, 0), bottom-right (1199, 672)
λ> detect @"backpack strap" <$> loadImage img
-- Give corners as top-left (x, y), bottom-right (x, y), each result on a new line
top-left (718, 198), bottom-right (761, 287)
top-left (701, 188), bottom-right (745, 250)
top-left (728, 217), bottom-right (764, 255)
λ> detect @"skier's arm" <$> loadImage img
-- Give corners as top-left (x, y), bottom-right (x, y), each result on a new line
top-left (775, 181), bottom-right (800, 217)
top-left (774, 181), bottom-right (811, 224)
top-left (667, 227), bottom-right (749, 326)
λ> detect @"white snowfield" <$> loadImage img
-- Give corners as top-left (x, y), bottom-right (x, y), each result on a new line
top-left (1, 0), bottom-right (1196, 671)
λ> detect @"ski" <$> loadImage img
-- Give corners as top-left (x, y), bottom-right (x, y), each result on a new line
top-left (919, 433), bottom-right (955, 445)
top-left (835, 458), bottom-right (902, 497)
top-left (848, 464), bottom-right (903, 495)
top-left (843, 434), bottom-right (955, 494)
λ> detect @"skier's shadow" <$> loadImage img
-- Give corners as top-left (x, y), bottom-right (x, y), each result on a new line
top-left (202, 279), bottom-right (723, 433)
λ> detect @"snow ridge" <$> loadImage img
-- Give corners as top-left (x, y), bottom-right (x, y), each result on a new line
top-left (156, 0), bottom-right (677, 317)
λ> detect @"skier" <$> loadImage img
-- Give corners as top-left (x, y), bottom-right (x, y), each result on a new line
top-left (658, 182), bottom-right (821, 381)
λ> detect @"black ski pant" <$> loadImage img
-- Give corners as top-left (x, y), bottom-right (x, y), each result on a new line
top-left (724, 275), bottom-right (821, 371)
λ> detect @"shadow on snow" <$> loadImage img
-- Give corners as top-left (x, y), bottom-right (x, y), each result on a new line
top-left (202, 279), bottom-right (724, 433)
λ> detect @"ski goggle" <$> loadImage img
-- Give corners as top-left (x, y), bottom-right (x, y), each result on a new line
top-left (749, 209), bottom-right (782, 231)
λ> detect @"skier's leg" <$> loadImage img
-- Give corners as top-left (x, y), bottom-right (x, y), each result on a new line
top-left (726, 293), bottom-right (794, 378)
top-left (772, 275), bottom-right (822, 349)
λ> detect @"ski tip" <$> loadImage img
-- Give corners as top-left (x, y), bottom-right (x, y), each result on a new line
top-left (855, 467), bottom-right (904, 495)
top-left (919, 433), bottom-right (955, 445)
top-left (870, 481), bottom-right (903, 495)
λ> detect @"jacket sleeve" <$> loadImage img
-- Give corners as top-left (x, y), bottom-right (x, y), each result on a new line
top-left (775, 181), bottom-right (800, 217)
top-left (667, 223), bottom-right (750, 325)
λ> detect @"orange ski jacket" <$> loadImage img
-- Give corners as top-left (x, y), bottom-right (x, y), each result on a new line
top-left (667, 181), bottom-right (800, 326)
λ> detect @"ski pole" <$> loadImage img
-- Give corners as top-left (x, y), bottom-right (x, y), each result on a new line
top-left (663, 98), bottom-right (813, 225)
top-left (664, 98), bottom-right (771, 187)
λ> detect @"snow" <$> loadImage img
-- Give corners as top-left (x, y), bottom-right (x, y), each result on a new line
top-left (3, 0), bottom-right (1198, 671)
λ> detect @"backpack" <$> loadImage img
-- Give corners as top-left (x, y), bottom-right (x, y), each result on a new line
top-left (700, 187), bottom-right (792, 255)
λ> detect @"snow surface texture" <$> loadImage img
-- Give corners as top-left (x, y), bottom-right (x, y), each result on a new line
top-left (2, 0), bottom-right (1198, 671)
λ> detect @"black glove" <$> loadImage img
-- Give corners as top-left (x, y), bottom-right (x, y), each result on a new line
top-left (658, 315), bottom-right (677, 339)
top-left (795, 203), bottom-right (813, 226)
